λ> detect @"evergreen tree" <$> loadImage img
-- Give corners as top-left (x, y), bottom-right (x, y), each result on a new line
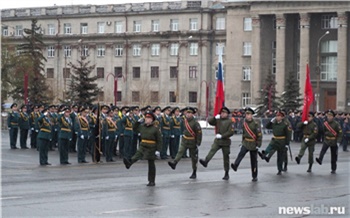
top-left (280, 72), bottom-right (302, 112)
top-left (59, 78), bottom-right (78, 105)
top-left (69, 56), bottom-right (100, 105)
top-left (256, 71), bottom-right (280, 116)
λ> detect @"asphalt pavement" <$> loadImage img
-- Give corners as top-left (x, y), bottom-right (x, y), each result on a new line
top-left (1, 129), bottom-right (349, 217)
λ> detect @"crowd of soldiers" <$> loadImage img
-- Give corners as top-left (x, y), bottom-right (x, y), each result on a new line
top-left (6, 102), bottom-right (349, 186)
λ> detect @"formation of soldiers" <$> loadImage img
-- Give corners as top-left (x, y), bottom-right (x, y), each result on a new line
top-left (7, 102), bottom-right (348, 186)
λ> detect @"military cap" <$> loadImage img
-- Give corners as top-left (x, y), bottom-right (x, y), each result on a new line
top-left (153, 106), bottom-right (161, 112)
top-left (144, 111), bottom-right (156, 121)
top-left (79, 105), bottom-right (89, 113)
top-left (184, 107), bottom-right (195, 114)
top-left (220, 107), bottom-right (230, 114)
top-left (140, 106), bottom-right (148, 112)
top-left (120, 106), bottom-right (129, 111)
top-left (145, 105), bottom-right (152, 110)
top-left (276, 110), bottom-right (285, 117)
top-left (308, 111), bottom-right (315, 117)
top-left (171, 107), bottom-right (180, 114)
top-left (161, 106), bottom-right (172, 112)
top-left (132, 106), bottom-right (139, 111)
top-left (193, 107), bottom-right (198, 113)
top-left (245, 107), bottom-right (255, 115)
top-left (42, 107), bottom-right (49, 114)
top-left (326, 109), bottom-right (335, 117)
top-left (101, 105), bottom-right (110, 110)
top-left (112, 106), bottom-right (120, 111)
top-left (38, 104), bottom-right (45, 108)
top-left (10, 103), bottom-right (17, 109)
top-left (62, 107), bottom-right (71, 112)
top-left (32, 105), bottom-right (39, 109)
top-left (59, 104), bottom-right (66, 110)
top-left (20, 104), bottom-right (26, 109)
top-left (72, 104), bottom-right (78, 109)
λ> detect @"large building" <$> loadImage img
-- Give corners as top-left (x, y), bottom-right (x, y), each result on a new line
top-left (1, 0), bottom-right (349, 114)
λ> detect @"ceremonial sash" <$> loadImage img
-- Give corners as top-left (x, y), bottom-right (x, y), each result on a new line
top-left (107, 117), bottom-right (117, 129)
top-left (324, 121), bottom-right (337, 137)
top-left (184, 119), bottom-right (196, 138)
top-left (244, 121), bottom-right (256, 141)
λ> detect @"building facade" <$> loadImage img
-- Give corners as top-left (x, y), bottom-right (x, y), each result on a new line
top-left (1, 0), bottom-right (349, 113)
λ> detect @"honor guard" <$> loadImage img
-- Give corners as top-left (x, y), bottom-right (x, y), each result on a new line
top-left (103, 108), bottom-right (118, 162)
top-left (200, 107), bottom-right (234, 180)
top-left (30, 105), bottom-right (40, 149)
top-left (70, 105), bottom-right (79, 152)
top-left (75, 106), bottom-right (90, 163)
top-left (8, 103), bottom-right (20, 149)
top-left (19, 105), bottom-right (30, 149)
top-left (90, 106), bottom-right (101, 163)
top-left (168, 107), bottom-right (202, 179)
top-left (153, 106), bottom-right (162, 127)
top-left (131, 106), bottom-right (141, 157)
top-left (170, 107), bottom-right (183, 159)
top-left (123, 111), bottom-right (162, 186)
top-left (37, 108), bottom-right (52, 165)
top-left (112, 106), bottom-right (121, 156)
top-left (49, 105), bottom-right (58, 151)
top-left (120, 107), bottom-right (135, 160)
top-left (160, 106), bottom-right (173, 159)
top-left (58, 107), bottom-right (73, 165)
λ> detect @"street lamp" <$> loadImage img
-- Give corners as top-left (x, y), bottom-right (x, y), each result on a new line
top-left (106, 73), bottom-right (126, 106)
top-left (316, 31), bottom-right (329, 112)
top-left (201, 80), bottom-right (215, 120)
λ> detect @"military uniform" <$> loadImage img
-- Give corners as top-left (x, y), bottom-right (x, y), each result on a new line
top-left (75, 113), bottom-right (90, 163)
top-left (120, 114), bottom-right (135, 160)
top-left (37, 113), bottom-right (52, 165)
top-left (160, 106), bottom-right (173, 159)
top-left (170, 108), bottom-right (183, 159)
top-left (30, 108), bottom-right (40, 148)
top-left (8, 104), bottom-right (20, 149)
top-left (103, 114), bottom-right (118, 162)
top-left (123, 112), bottom-right (162, 186)
top-left (69, 106), bottom-right (78, 152)
top-left (49, 107), bottom-right (58, 150)
top-left (19, 109), bottom-right (30, 149)
top-left (58, 109), bottom-right (73, 164)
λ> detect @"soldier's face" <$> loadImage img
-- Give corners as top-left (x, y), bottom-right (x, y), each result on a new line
top-left (221, 111), bottom-right (228, 118)
top-left (276, 115), bottom-right (283, 122)
top-left (12, 106), bottom-right (18, 111)
top-left (186, 112), bottom-right (193, 119)
top-left (245, 113), bottom-right (253, 121)
top-left (174, 110), bottom-right (180, 116)
top-left (308, 115), bottom-right (313, 122)
top-left (64, 111), bottom-right (70, 117)
top-left (145, 117), bottom-right (153, 125)
top-left (22, 107), bottom-right (27, 113)
top-left (327, 114), bottom-right (334, 121)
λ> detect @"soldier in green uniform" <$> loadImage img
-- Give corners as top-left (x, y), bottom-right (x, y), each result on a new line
top-left (112, 106), bottom-right (121, 156)
top-left (170, 107), bottom-right (183, 159)
top-left (264, 110), bottom-right (291, 175)
top-left (75, 106), bottom-right (90, 163)
top-left (8, 103), bottom-right (20, 149)
top-left (37, 108), bottom-right (52, 165)
top-left (230, 108), bottom-right (262, 181)
top-left (70, 104), bottom-right (79, 152)
top-left (120, 107), bottom-right (135, 160)
top-left (58, 107), bottom-right (73, 165)
top-left (199, 107), bottom-right (234, 180)
top-left (295, 111), bottom-right (318, 172)
top-left (123, 111), bottom-right (162, 186)
top-left (160, 106), bottom-right (173, 159)
top-left (315, 110), bottom-right (343, 174)
top-left (131, 106), bottom-right (140, 157)
top-left (103, 108), bottom-right (118, 162)
top-left (168, 107), bottom-right (202, 179)
top-left (19, 105), bottom-right (30, 149)
top-left (153, 106), bottom-right (162, 127)
top-left (117, 106), bottom-right (129, 159)
top-left (49, 105), bottom-right (58, 151)
top-left (30, 105), bottom-right (40, 149)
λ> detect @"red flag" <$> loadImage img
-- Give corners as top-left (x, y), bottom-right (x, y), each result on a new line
top-left (302, 64), bottom-right (314, 122)
top-left (214, 48), bottom-right (225, 116)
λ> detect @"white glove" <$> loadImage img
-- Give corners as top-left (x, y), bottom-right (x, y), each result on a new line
top-left (35, 130), bottom-right (39, 132)
top-left (44, 112), bottom-right (48, 116)
top-left (115, 135), bottom-right (118, 138)
top-left (171, 135), bottom-right (175, 138)
top-left (256, 146), bottom-right (260, 151)
top-left (31, 127), bottom-right (34, 131)
top-left (8, 127), bottom-right (11, 130)
top-left (215, 114), bottom-right (220, 119)
top-left (303, 121), bottom-right (308, 125)
top-left (106, 136), bottom-right (109, 140)
top-left (138, 118), bottom-right (144, 123)
top-left (337, 143), bottom-right (340, 147)
top-left (215, 134), bottom-right (222, 139)
top-left (304, 138), bottom-right (309, 143)
top-left (271, 117), bottom-right (276, 123)
top-left (126, 112), bottom-right (130, 116)
top-left (285, 145), bottom-right (289, 150)
top-left (80, 135), bottom-right (84, 139)
top-left (138, 133), bottom-right (141, 136)
top-left (155, 151), bottom-right (160, 156)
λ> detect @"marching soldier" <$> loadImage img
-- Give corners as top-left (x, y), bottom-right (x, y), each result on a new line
top-left (69, 105), bottom-right (79, 152)
top-left (30, 105), bottom-right (40, 149)
top-left (131, 106), bottom-right (140, 157)
top-left (160, 106), bottom-right (173, 159)
top-left (295, 111), bottom-right (318, 172)
top-left (75, 106), bottom-right (90, 163)
top-left (117, 106), bottom-right (129, 159)
top-left (199, 107), bottom-right (234, 180)
top-left (57, 107), bottom-right (73, 165)
top-left (19, 105), bottom-right (30, 149)
top-left (168, 107), bottom-right (202, 179)
top-left (315, 110), bottom-right (343, 174)
top-left (102, 108), bottom-right (118, 162)
top-left (123, 111), bottom-right (162, 186)
top-left (170, 107), bottom-right (183, 159)
top-left (230, 107), bottom-right (262, 181)
top-left (120, 107), bottom-right (135, 160)
top-left (37, 108), bottom-right (52, 165)
top-left (8, 103), bottom-right (20, 149)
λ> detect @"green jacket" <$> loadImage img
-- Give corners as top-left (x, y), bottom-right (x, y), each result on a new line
top-left (7, 111), bottom-right (20, 128)
top-left (323, 120), bottom-right (343, 146)
top-left (30, 111), bottom-right (40, 130)
top-left (102, 117), bottom-right (117, 140)
top-left (242, 118), bottom-right (262, 150)
top-left (37, 115), bottom-right (52, 140)
top-left (134, 121), bottom-right (162, 154)
top-left (160, 114), bottom-right (173, 137)
top-left (208, 117), bottom-right (234, 146)
top-left (58, 114), bottom-right (73, 140)
top-left (74, 115), bottom-right (90, 138)
top-left (296, 121), bottom-right (318, 142)
top-left (171, 115), bottom-right (183, 136)
top-left (120, 115), bottom-right (134, 137)
top-left (182, 117), bottom-right (202, 147)
top-left (266, 120), bottom-right (291, 146)
top-left (19, 112), bottom-right (30, 130)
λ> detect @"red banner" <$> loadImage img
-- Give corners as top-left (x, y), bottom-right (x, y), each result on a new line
top-left (302, 64), bottom-right (314, 122)
top-left (214, 51), bottom-right (225, 116)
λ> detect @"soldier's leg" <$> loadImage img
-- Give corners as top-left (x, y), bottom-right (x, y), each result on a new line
top-left (297, 141), bottom-right (308, 160)
top-left (222, 146), bottom-right (230, 172)
top-left (77, 138), bottom-right (84, 162)
top-left (59, 138), bottom-right (64, 163)
top-left (174, 136), bottom-right (180, 157)
top-left (342, 136), bottom-right (349, 151)
top-left (124, 135), bottom-right (133, 160)
top-left (189, 146), bottom-right (199, 171)
top-left (173, 141), bottom-right (187, 163)
top-left (13, 128), bottom-right (19, 148)
top-left (233, 146), bottom-right (249, 168)
top-left (276, 147), bottom-right (284, 173)
top-left (19, 129), bottom-right (25, 148)
top-left (38, 139), bottom-right (44, 165)
top-left (250, 150), bottom-right (258, 179)
top-left (119, 135), bottom-right (124, 158)
top-left (109, 138), bottom-right (115, 161)
top-left (148, 160), bottom-right (156, 184)
top-left (160, 136), bottom-right (170, 159)
top-left (31, 131), bottom-right (37, 148)
top-left (317, 142), bottom-right (330, 163)
top-left (330, 145), bottom-right (338, 172)
top-left (44, 139), bottom-right (49, 164)
top-left (204, 142), bottom-right (220, 163)
top-left (308, 144), bottom-right (315, 164)
top-left (282, 147), bottom-right (288, 171)
top-left (130, 146), bottom-right (145, 163)
top-left (24, 129), bottom-right (29, 148)
top-left (169, 137), bottom-right (174, 159)
top-left (131, 134), bottom-right (138, 157)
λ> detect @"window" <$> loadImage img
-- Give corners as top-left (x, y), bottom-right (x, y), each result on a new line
top-left (190, 18), bottom-right (198, 30)
top-left (189, 66), bottom-right (197, 78)
top-left (216, 43), bottom-right (225, 55)
top-left (64, 45), bottom-right (71, 57)
top-left (242, 93), bottom-right (251, 107)
top-left (97, 45), bottom-right (105, 57)
top-left (321, 40), bottom-right (338, 53)
top-left (64, 23), bottom-right (72, 34)
top-left (151, 91), bottom-right (159, 103)
top-left (48, 24), bottom-right (55, 35)
top-left (190, 43), bottom-right (198, 56)
top-left (114, 67), bottom-right (123, 78)
top-left (115, 44), bottom-right (123, 57)
top-left (63, 68), bottom-right (70, 78)
top-left (133, 44), bottom-right (141, 56)
top-left (80, 23), bottom-right (88, 34)
top-left (99, 91), bottom-right (104, 101)
top-left (133, 21), bottom-right (141, 32)
top-left (243, 66), bottom-right (251, 81)
top-left (216, 17), bottom-right (225, 30)
top-left (115, 21), bottom-right (124, 33)
top-left (170, 66), bottom-right (178, 78)
top-left (170, 43), bottom-right (179, 56)
top-left (322, 15), bottom-right (338, 29)
top-left (81, 45), bottom-right (89, 57)
top-left (47, 46), bottom-right (55, 57)
top-left (244, 18), bottom-right (252, 31)
top-left (170, 19), bottom-right (179, 31)
top-left (2, 26), bottom-right (8, 36)
top-left (189, 92), bottom-right (197, 103)
top-left (117, 91), bottom-right (122, 102)
top-left (151, 44), bottom-right (160, 56)
top-left (97, 67), bottom-right (104, 78)
top-left (152, 20), bottom-right (159, 32)
top-left (151, 66), bottom-right (159, 78)
top-left (132, 91), bottom-right (140, 102)
top-left (97, 22), bottom-right (105, 33)
top-left (243, 42), bottom-right (252, 56)
top-left (320, 40), bottom-right (338, 81)
top-left (272, 52), bottom-right (276, 74)
top-left (133, 67), bottom-right (141, 78)
top-left (47, 68), bottom-right (54, 78)
top-left (15, 25), bottom-right (23, 36)
top-left (169, 91), bottom-right (176, 103)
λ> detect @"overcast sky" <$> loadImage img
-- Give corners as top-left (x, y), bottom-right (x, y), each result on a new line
top-left (0, 0), bottom-right (182, 9)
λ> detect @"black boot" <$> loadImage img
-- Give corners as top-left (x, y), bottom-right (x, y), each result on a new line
top-left (265, 156), bottom-right (270, 163)
top-left (147, 182), bottom-right (155, 186)
top-left (276, 171), bottom-right (282, 175)
top-left (282, 163), bottom-right (287, 172)
top-left (189, 170), bottom-right (197, 179)
top-left (123, 158), bottom-right (132, 169)
top-left (231, 163), bottom-right (237, 172)
top-left (168, 161), bottom-right (177, 170)
top-left (307, 164), bottom-right (312, 173)
top-left (222, 171), bottom-right (229, 180)
top-left (258, 151), bottom-right (265, 160)
top-left (295, 156), bottom-right (300, 164)
top-left (199, 159), bottom-right (208, 168)
top-left (315, 157), bottom-right (322, 165)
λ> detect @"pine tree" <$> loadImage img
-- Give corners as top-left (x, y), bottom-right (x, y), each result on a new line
top-left (280, 72), bottom-right (302, 112)
top-left (59, 78), bottom-right (78, 105)
top-left (69, 56), bottom-right (100, 105)
top-left (256, 71), bottom-right (280, 116)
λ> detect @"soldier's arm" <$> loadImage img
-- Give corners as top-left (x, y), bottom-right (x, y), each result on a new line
top-left (195, 122), bottom-right (202, 146)
top-left (265, 120), bottom-right (273, 129)
top-left (308, 123), bottom-right (318, 141)
top-left (7, 112), bottom-right (11, 128)
top-left (336, 123), bottom-right (343, 143)
top-left (221, 120), bottom-right (234, 138)
top-left (285, 122), bottom-right (292, 144)
top-left (133, 121), bottom-right (141, 132)
top-left (256, 121), bottom-right (263, 147)
top-left (156, 127), bottom-right (162, 152)
top-left (208, 117), bottom-right (216, 126)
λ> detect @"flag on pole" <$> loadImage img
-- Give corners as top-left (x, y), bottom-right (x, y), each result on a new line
top-left (213, 45), bottom-right (225, 116)
top-left (302, 64), bottom-right (314, 122)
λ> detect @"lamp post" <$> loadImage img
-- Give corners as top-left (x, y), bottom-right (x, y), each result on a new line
top-left (106, 73), bottom-right (126, 106)
top-left (201, 80), bottom-right (215, 120)
top-left (316, 31), bottom-right (329, 112)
